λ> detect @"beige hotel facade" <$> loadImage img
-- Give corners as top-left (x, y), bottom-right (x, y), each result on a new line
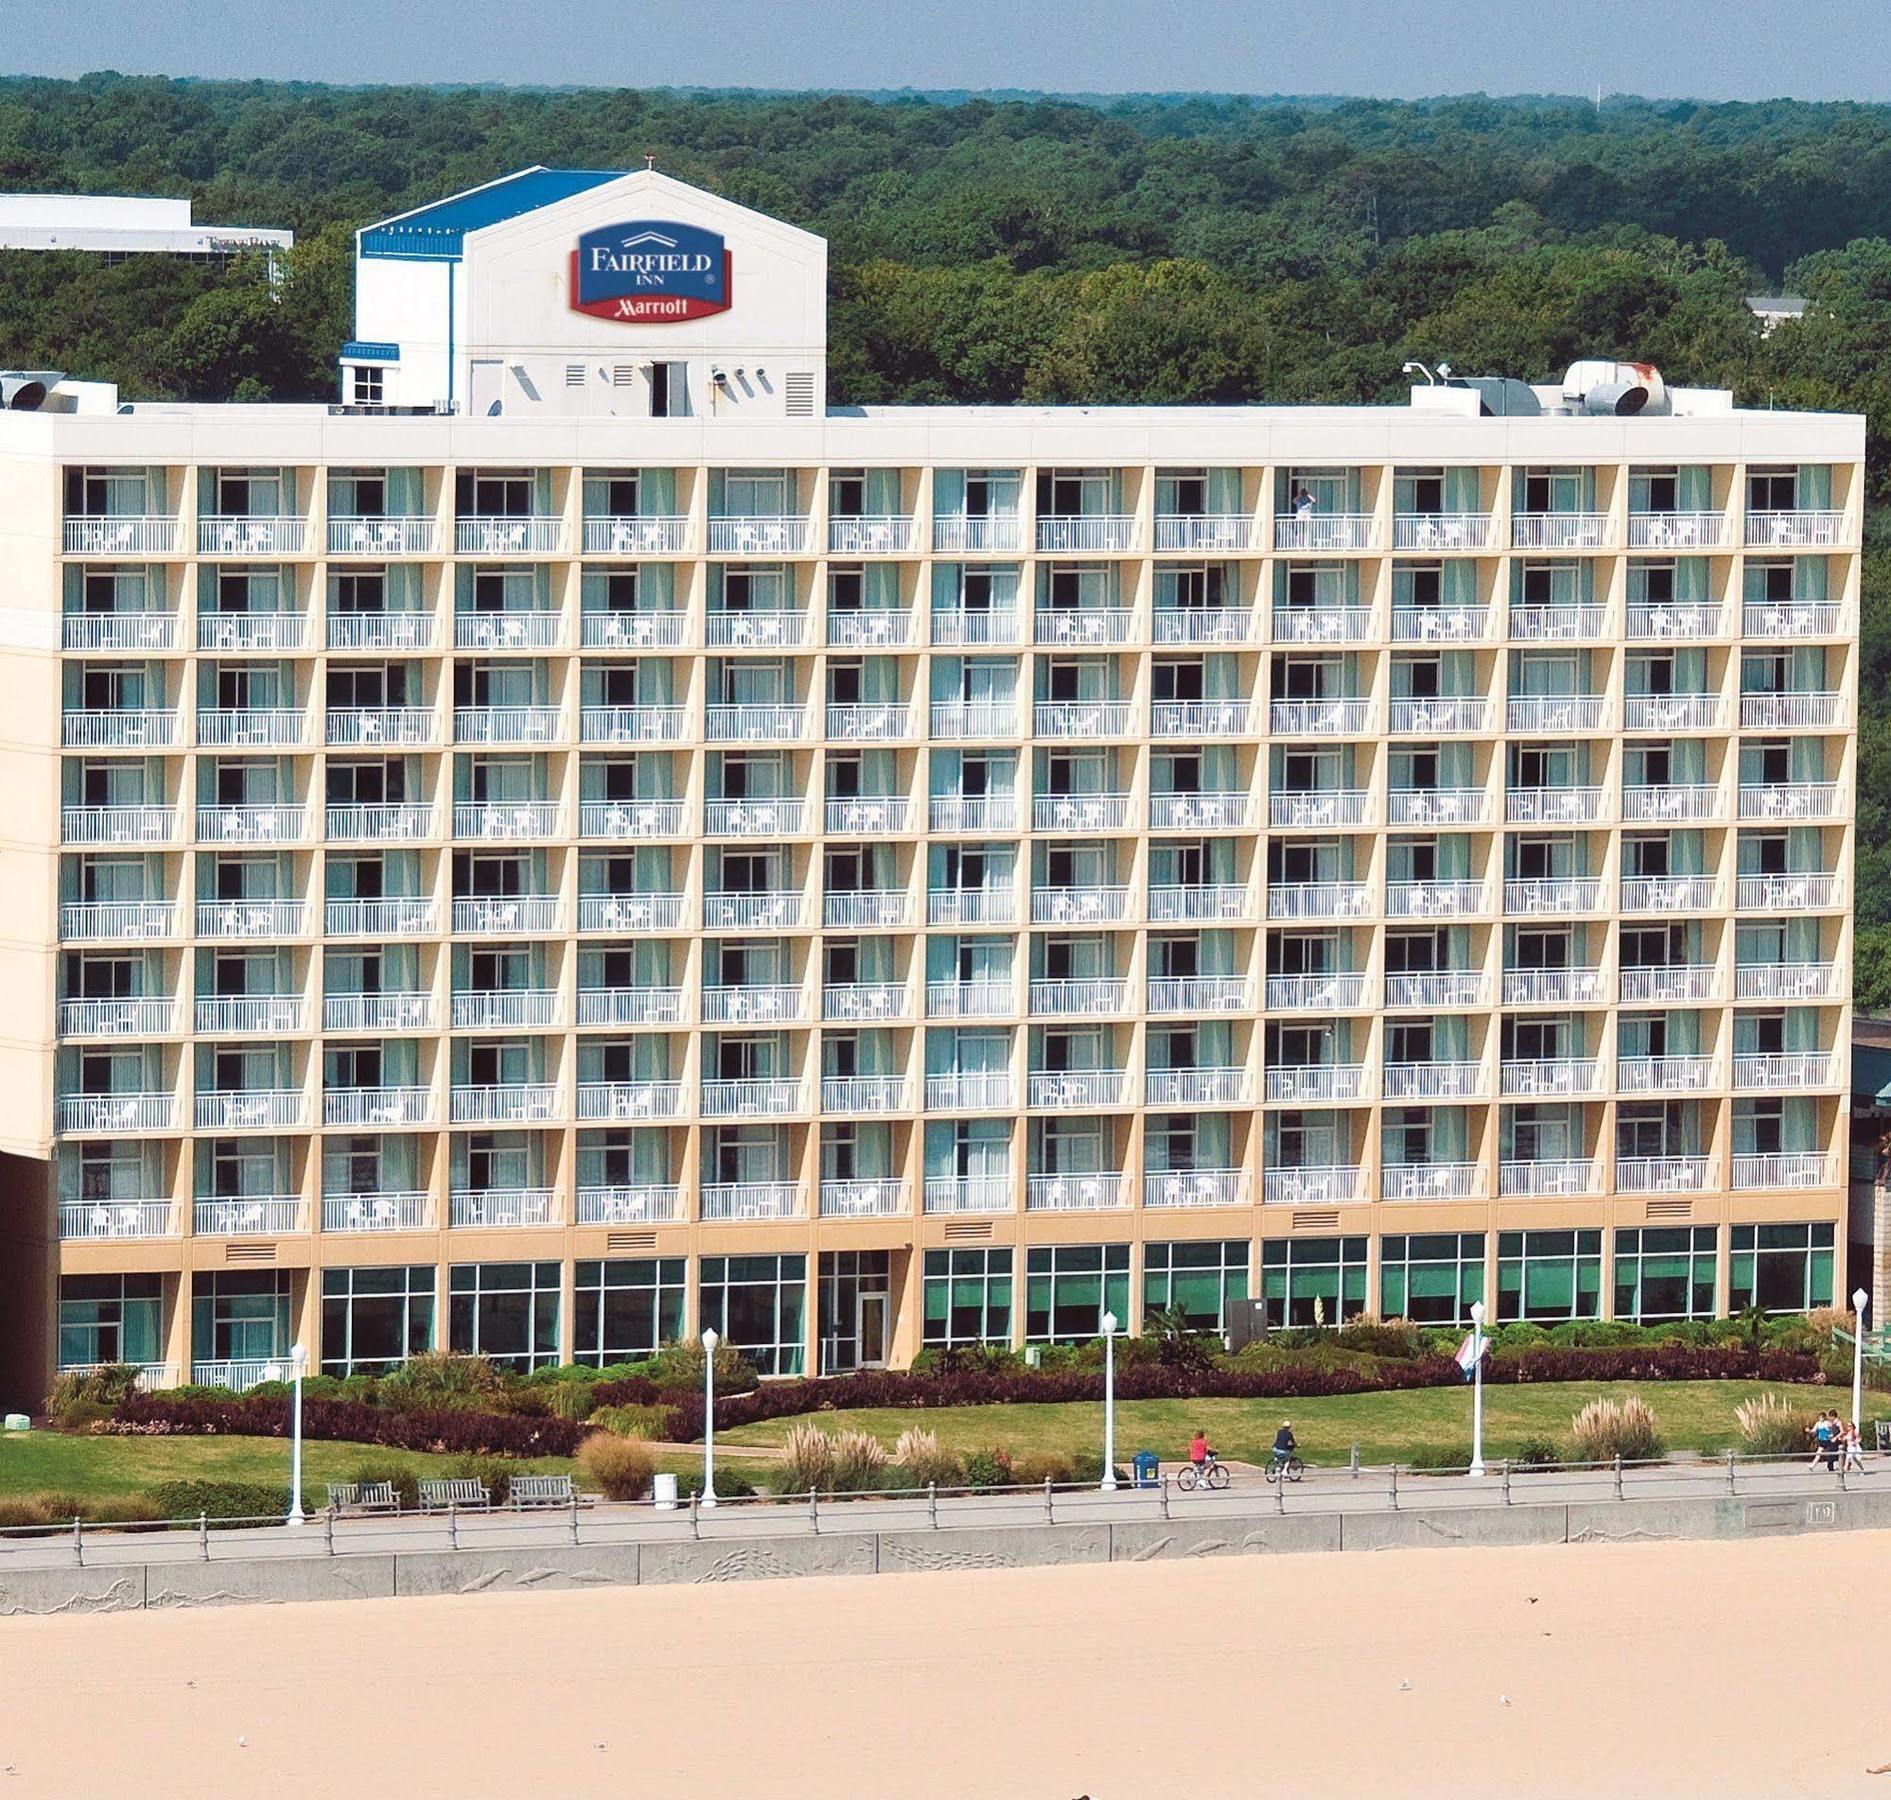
top-left (0, 167), bottom-right (1863, 1404)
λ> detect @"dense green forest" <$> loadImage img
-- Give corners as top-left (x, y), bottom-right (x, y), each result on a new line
top-left (2, 74), bottom-right (1889, 994)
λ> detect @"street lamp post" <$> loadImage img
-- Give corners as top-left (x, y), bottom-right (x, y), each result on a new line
top-left (1854, 1288), bottom-right (1870, 1438)
top-left (700, 1327), bottom-right (719, 1510)
top-left (286, 1344), bottom-right (308, 1526)
top-left (1468, 1301), bottom-right (1487, 1479)
top-left (1100, 1311), bottom-right (1119, 1490)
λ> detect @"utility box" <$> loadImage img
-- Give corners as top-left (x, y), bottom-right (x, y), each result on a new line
top-left (1225, 1300), bottom-right (1270, 1352)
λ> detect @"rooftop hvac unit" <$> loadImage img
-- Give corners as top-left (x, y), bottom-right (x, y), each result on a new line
top-left (1563, 359), bottom-right (1671, 416)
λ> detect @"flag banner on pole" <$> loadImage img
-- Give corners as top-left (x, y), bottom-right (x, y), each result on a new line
top-left (1455, 1331), bottom-right (1487, 1379)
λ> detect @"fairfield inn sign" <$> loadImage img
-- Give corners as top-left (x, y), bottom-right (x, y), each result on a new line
top-left (570, 220), bottom-right (732, 322)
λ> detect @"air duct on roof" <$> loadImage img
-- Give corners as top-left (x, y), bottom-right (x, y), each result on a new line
top-left (1563, 359), bottom-right (1671, 417)
top-left (1451, 375), bottom-right (1541, 417)
top-left (0, 372), bottom-right (51, 410)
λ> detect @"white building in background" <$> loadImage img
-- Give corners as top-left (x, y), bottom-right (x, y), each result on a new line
top-left (0, 164), bottom-right (1862, 1404)
top-left (0, 194), bottom-right (291, 265)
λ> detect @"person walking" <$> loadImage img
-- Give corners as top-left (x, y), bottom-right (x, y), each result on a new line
top-left (1811, 1410), bottom-right (1839, 1471)
top-left (1842, 1417), bottom-right (1866, 1474)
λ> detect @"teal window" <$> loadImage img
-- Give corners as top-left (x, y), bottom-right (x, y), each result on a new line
top-left (58, 1272), bottom-right (162, 1370)
top-left (1613, 1227), bottom-right (1717, 1321)
top-left (320, 1265), bottom-right (435, 1375)
top-left (1379, 1233), bottom-right (1486, 1325)
top-left (190, 1270), bottom-right (291, 1366)
top-left (1143, 1239), bottom-right (1249, 1331)
top-left (573, 1258), bottom-right (686, 1367)
top-left (1496, 1230), bottom-right (1602, 1322)
top-left (700, 1254), bottom-right (806, 1376)
top-left (1261, 1236), bottom-right (1368, 1328)
top-left (1729, 1223), bottom-right (1834, 1314)
top-left (922, 1247), bottom-right (1013, 1347)
top-left (1025, 1243), bottom-right (1130, 1343)
top-left (448, 1261), bottom-right (561, 1371)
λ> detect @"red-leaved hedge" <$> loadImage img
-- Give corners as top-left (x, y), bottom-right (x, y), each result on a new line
top-left (109, 1394), bottom-right (588, 1458)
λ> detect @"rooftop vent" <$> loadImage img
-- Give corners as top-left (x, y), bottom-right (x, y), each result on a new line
top-left (0, 371), bottom-right (54, 410)
top-left (1562, 359), bottom-right (1671, 417)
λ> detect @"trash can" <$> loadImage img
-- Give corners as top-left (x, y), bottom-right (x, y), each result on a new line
top-left (652, 1471), bottom-right (679, 1512)
top-left (1132, 1450), bottom-right (1161, 1489)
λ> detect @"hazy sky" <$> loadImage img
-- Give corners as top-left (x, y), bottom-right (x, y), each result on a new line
top-left (15, 0), bottom-right (1891, 100)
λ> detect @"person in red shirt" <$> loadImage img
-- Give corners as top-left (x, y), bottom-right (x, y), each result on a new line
top-left (1188, 1429), bottom-right (1212, 1467)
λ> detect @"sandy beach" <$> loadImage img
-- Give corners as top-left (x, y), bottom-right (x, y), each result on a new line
top-left (0, 1531), bottom-right (1883, 1798)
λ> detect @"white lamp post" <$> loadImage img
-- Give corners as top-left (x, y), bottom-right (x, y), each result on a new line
top-left (1468, 1301), bottom-right (1487, 1479)
top-left (700, 1326), bottom-right (719, 1510)
top-left (1100, 1311), bottom-right (1119, 1490)
top-left (1854, 1288), bottom-right (1870, 1438)
top-left (286, 1344), bottom-right (308, 1526)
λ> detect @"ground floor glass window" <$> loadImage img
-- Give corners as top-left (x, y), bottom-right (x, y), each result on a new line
top-left (190, 1270), bottom-right (291, 1375)
top-left (1496, 1230), bottom-right (1602, 1322)
top-left (1613, 1227), bottom-right (1717, 1321)
top-left (700, 1254), bottom-right (807, 1376)
top-left (1025, 1244), bottom-right (1130, 1344)
top-left (921, 1247), bottom-right (1013, 1347)
top-left (1260, 1236), bottom-right (1368, 1327)
top-left (58, 1272), bottom-right (162, 1370)
top-left (1142, 1239), bottom-right (1249, 1332)
top-left (573, 1258), bottom-right (686, 1366)
top-left (1729, 1223), bottom-right (1834, 1314)
top-left (320, 1265), bottom-right (435, 1375)
top-left (448, 1261), bottom-right (561, 1371)
top-left (1379, 1233), bottom-right (1486, 1325)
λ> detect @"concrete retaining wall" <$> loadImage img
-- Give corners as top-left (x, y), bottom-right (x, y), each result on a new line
top-left (2, 1488), bottom-right (1884, 1616)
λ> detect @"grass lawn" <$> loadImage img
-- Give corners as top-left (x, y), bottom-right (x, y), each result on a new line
top-left (718, 1380), bottom-right (1886, 1468)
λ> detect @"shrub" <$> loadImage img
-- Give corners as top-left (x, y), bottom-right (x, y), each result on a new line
top-left (961, 1446), bottom-right (1013, 1490)
top-left (378, 1352), bottom-right (507, 1413)
top-left (0, 1495), bottom-right (55, 1531)
top-left (1565, 1395), bottom-right (1663, 1466)
top-left (1511, 1437), bottom-right (1562, 1471)
top-left (587, 1402), bottom-right (671, 1438)
top-left (831, 1428), bottom-right (889, 1491)
top-left (45, 1362), bottom-right (144, 1424)
top-left (113, 1393), bottom-right (588, 1459)
top-left (1334, 1319), bottom-right (1425, 1359)
top-left (574, 1432), bottom-right (655, 1501)
top-left (673, 1469), bottom-right (757, 1501)
top-left (1010, 1452), bottom-right (1075, 1487)
top-left (893, 1426), bottom-right (961, 1486)
top-left (537, 1381), bottom-right (602, 1422)
top-left (444, 1454), bottom-right (514, 1505)
top-left (341, 1459), bottom-right (420, 1511)
top-left (780, 1420), bottom-right (839, 1493)
top-left (1734, 1392), bottom-right (1822, 1457)
top-left (145, 1479), bottom-right (301, 1525)
top-left (1406, 1442), bottom-right (1475, 1473)
top-left (643, 1337), bottom-right (761, 1396)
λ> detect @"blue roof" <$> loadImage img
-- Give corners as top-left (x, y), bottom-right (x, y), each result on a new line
top-left (360, 167), bottom-right (624, 262)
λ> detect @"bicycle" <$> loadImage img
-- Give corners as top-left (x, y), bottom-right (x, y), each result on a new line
top-left (1175, 1454), bottom-right (1230, 1492)
top-left (1264, 1453), bottom-right (1306, 1484)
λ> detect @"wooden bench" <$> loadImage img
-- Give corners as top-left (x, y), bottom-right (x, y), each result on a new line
top-left (327, 1480), bottom-right (398, 1514)
top-left (510, 1473), bottom-right (577, 1509)
top-left (418, 1478), bottom-right (490, 1512)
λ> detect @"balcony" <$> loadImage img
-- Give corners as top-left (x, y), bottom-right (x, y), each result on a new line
top-left (826, 982), bottom-right (910, 1022)
top-left (1035, 607), bottom-right (1135, 647)
top-left (1033, 700), bottom-right (1133, 739)
top-left (1144, 1168), bottom-right (1248, 1208)
top-left (1620, 964), bottom-right (1720, 1004)
top-left (825, 890), bottom-right (911, 930)
top-left (1148, 884), bottom-right (1251, 924)
top-left (1155, 513), bottom-right (1251, 552)
top-left (1741, 872), bottom-right (1845, 916)
top-left (826, 607), bottom-right (917, 649)
top-left (1152, 604), bottom-right (1256, 645)
top-left (1509, 604), bottom-right (1607, 642)
top-left (576, 1185), bottom-right (685, 1225)
top-left (1267, 882), bottom-right (1372, 921)
top-left (63, 611), bottom-right (178, 652)
top-left (197, 708), bottom-right (307, 749)
top-left (1743, 601), bottom-right (1846, 640)
top-left (930, 608), bottom-right (1021, 647)
top-left (60, 900), bottom-right (178, 943)
top-left (932, 514), bottom-right (1022, 554)
top-left (1149, 791), bottom-right (1253, 831)
top-left (581, 610), bottom-right (690, 651)
top-left (578, 891), bottom-right (688, 934)
top-left (1034, 793), bottom-right (1132, 833)
top-left (1615, 1157), bottom-right (1713, 1195)
top-left (454, 516), bottom-right (564, 556)
top-left (59, 1199), bottom-right (175, 1240)
top-left (1627, 511), bottom-right (1726, 550)
top-left (56, 1092), bottom-right (175, 1135)
top-left (453, 801), bottom-right (562, 840)
top-left (818, 1178), bottom-right (911, 1219)
top-left (1386, 880), bottom-right (1489, 919)
top-left (924, 1072), bottom-right (1013, 1111)
top-left (1621, 785), bottom-right (1725, 825)
top-left (452, 988), bottom-right (559, 1030)
top-left (706, 516), bottom-right (809, 556)
top-left (1740, 692), bottom-right (1847, 732)
top-left (327, 610), bottom-right (439, 653)
top-left (1149, 975), bottom-right (1251, 1014)
top-left (1505, 695), bottom-right (1609, 733)
top-left (1153, 699), bottom-right (1258, 738)
top-left (58, 996), bottom-right (176, 1038)
top-left (326, 707), bottom-right (434, 747)
top-left (1145, 1067), bottom-right (1249, 1107)
top-left (1503, 878), bottom-right (1604, 917)
top-left (1627, 602), bottom-right (1728, 642)
top-left (705, 609), bottom-right (814, 650)
top-left (819, 1075), bottom-right (911, 1114)
top-left (1736, 961), bottom-right (1838, 1002)
top-left (450, 1084), bottom-right (558, 1125)
top-left (704, 797), bottom-right (805, 837)
top-left (451, 1188), bottom-right (557, 1228)
top-left (826, 702), bottom-right (912, 743)
top-left (577, 1081), bottom-right (687, 1122)
top-left (454, 705), bottom-right (562, 745)
top-left (824, 513), bottom-right (914, 556)
top-left (323, 1192), bottom-right (432, 1232)
top-left (1387, 788), bottom-right (1488, 828)
top-left (1500, 1160), bottom-right (1603, 1199)
top-left (328, 514), bottom-right (436, 556)
top-left (199, 516), bottom-right (305, 557)
top-left (193, 994), bottom-right (305, 1035)
top-left (64, 515), bottom-right (175, 556)
top-left (575, 987), bottom-right (684, 1027)
top-left (1500, 1058), bottom-right (1603, 1098)
top-left (1392, 513), bottom-right (1492, 552)
top-left (1507, 787), bottom-right (1607, 825)
top-left (1498, 966), bottom-right (1601, 1007)
top-left (926, 980), bottom-right (1013, 1020)
top-left (1511, 513), bottom-right (1610, 550)
top-left (1384, 971), bottom-right (1487, 1009)
top-left (194, 1090), bottom-right (306, 1131)
top-left (326, 898), bottom-right (436, 937)
top-left (1031, 886), bottom-right (1131, 925)
top-left (583, 514), bottom-right (690, 556)
top-left (63, 709), bottom-right (177, 750)
top-left (1745, 510), bottom-right (1845, 548)
top-left (326, 803), bottom-right (436, 844)
top-left (197, 898), bottom-right (308, 939)
top-left (1382, 1062), bottom-right (1485, 1100)
top-left (1025, 1172), bottom-right (1134, 1212)
top-left (1263, 1166), bottom-right (1362, 1206)
top-left (705, 703), bottom-right (811, 743)
top-left (194, 1196), bottom-right (307, 1235)
top-left (198, 611), bottom-right (308, 653)
top-left (1270, 790), bottom-right (1372, 830)
top-left (1264, 1064), bottom-right (1368, 1103)
top-left (927, 887), bottom-right (1016, 927)
top-left (1029, 978), bottom-right (1128, 1018)
top-left (1268, 972), bottom-right (1370, 1011)
top-left (324, 992), bottom-right (434, 1033)
top-left (452, 895), bottom-right (562, 935)
top-left (1270, 698), bottom-right (1373, 737)
top-left (1383, 1163), bottom-right (1483, 1202)
top-left (1388, 696), bottom-right (1489, 735)
top-left (924, 1176), bottom-right (1013, 1214)
top-left (62, 804), bottom-right (177, 846)
top-left (1732, 1151), bottom-right (1833, 1190)
top-left (579, 704), bottom-right (688, 745)
top-left (701, 985), bottom-right (805, 1025)
top-left (324, 1086), bottom-right (435, 1128)
top-left (1035, 515), bottom-right (1137, 553)
top-left (704, 890), bottom-right (804, 931)
top-left (196, 803), bottom-right (307, 845)
top-left (1732, 1051), bottom-right (1840, 1092)
top-left (827, 795), bottom-right (914, 835)
top-left (1391, 604), bottom-right (1492, 645)
top-left (698, 1180), bottom-right (807, 1220)
top-left (1274, 513), bottom-right (1376, 552)
top-left (1620, 875), bottom-right (1722, 914)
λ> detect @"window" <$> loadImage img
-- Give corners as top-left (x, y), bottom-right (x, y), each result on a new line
top-left (190, 1270), bottom-right (291, 1364)
top-left (1260, 1236), bottom-right (1367, 1328)
top-left (1613, 1227), bottom-right (1718, 1322)
top-left (573, 1258), bottom-right (686, 1366)
top-left (700, 1254), bottom-right (806, 1375)
top-left (1496, 1230), bottom-right (1602, 1322)
top-left (650, 362), bottom-right (688, 418)
top-left (1143, 1240), bottom-right (1249, 1332)
top-left (320, 1265), bottom-right (434, 1375)
top-left (1380, 1233), bottom-right (1486, 1325)
top-left (448, 1262), bottom-right (561, 1371)
top-left (1730, 1223), bottom-right (1834, 1315)
top-left (1025, 1243), bottom-right (1129, 1344)
top-left (58, 1272), bottom-right (162, 1370)
top-left (350, 365), bottom-right (384, 405)
top-left (922, 1247), bottom-right (1014, 1347)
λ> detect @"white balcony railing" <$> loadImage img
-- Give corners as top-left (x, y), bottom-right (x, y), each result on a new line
top-left (927, 887), bottom-right (1018, 927)
top-left (1620, 875), bottom-right (1722, 913)
top-left (1624, 694), bottom-right (1724, 733)
top-left (932, 514), bottom-right (1023, 554)
top-left (451, 988), bottom-right (559, 1030)
top-left (579, 705), bottom-right (689, 745)
top-left (1615, 1157), bottom-right (1713, 1195)
top-left (1505, 695), bottom-right (1609, 733)
top-left (705, 610), bottom-right (814, 649)
top-left (452, 801), bottom-right (562, 840)
top-left (578, 891), bottom-right (688, 933)
top-left (1152, 605), bottom-right (1256, 644)
top-left (1270, 698), bottom-right (1374, 736)
top-left (1627, 603), bottom-right (1728, 642)
top-left (1382, 1062), bottom-right (1485, 1100)
top-left (194, 1090), bottom-right (306, 1131)
top-left (325, 898), bottom-right (436, 937)
top-left (1268, 882), bottom-right (1373, 921)
top-left (1508, 604), bottom-right (1607, 642)
top-left (1503, 878), bottom-right (1604, 917)
top-left (195, 804), bottom-right (307, 845)
top-left (1035, 607), bottom-right (1135, 646)
top-left (1737, 783), bottom-right (1845, 822)
top-left (1274, 513), bottom-right (1377, 551)
top-left (699, 1079), bottom-right (805, 1119)
top-left (575, 987), bottom-right (685, 1027)
top-left (923, 1176), bottom-right (1014, 1215)
top-left (198, 611), bottom-right (308, 652)
top-left (1268, 972), bottom-right (1371, 1011)
top-left (583, 514), bottom-right (691, 556)
top-left (1390, 605), bottom-right (1492, 643)
top-left (703, 797), bottom-right (804, 838)
top-left (58, 996), bottom-right (177, 1038)
top-left (1144, 1169), bottom-right (1248, 1208)
top-left (1384, 971), bottom-right (1488, 1009)
top-left (705, 703), bottom-right (811, 742)
top-left (826, 514), bottom-right (914, 555)
top-left (1036, 515), bottom-right (1138, 553)
top-left (1732, 1052), bottom-right (1840, 1091)
top-left (1511, 512), bottom-right (1610, 549)
top-left (323, 1192), bottom-right (432, 1232)
top-left (59, 1199), bottom-right (175, 1240)
top-left (56, 1093), bottom-right (175, 1134)
top-left (1033, 700), bottom-right (1133, 738)
top-left (826, 702), bottom-right (912, 742)
top-left (1270, 790), bottom-right (1372, 829)
top-left (924, 1072), bottom-right (1013, 1111)
top-left (454, 705), bottom-right (563, 745)
top-left (706, 516), bottom-right (809, 556)
top-left (1388, 696), bottom-right (1489, 735)
top-left (576, 1185), bottom-right (685, 1225)
top-left (1026, 1172), bottom-right (1133, 1211)
top-left (193, 994), bottom-right (305, 1035)
top-left (577, 1081), bottom-right (687, 1122)
top-left (325, 707), bottom-right (434, 747)
top-left (818, 1179), bottom-right (911, 1219)
top-left (1155, 513), bottom-right (1253, 552)
top-left (1263, 1166), bottom-right (1362, 1206)
top-left (63, 515), bottom-right (175, 556)
top-left (451, 1188), bottom-right (558, 1228)
top-left (325, 804), bottom-right (436, 844)
top-left (1383, 1163), bottom-right (1483, 1201)
top-left (1147, 884), bottom-right (1251, 924)
top-left (1736, 872), bottom-right (1844, 912)
top-left (1387, 788), bottom-right (1488, 827)
top-left (1031, 886), bottom-right (1130, 925)
top-left (450, 1084), bottom-right (558, 1125)
top-left (1739, 691), bottom-right (1847, 731)
top-left (1745, 510), bottom-right (1845, 548)
top-left (455, 516), bottom-right (565, 556)
top-left (826, 608), bottom-right (916, 649)
top-left (1500, 1058), bottom-right (1602, 1098)
top-left (704, 890), bottom-right (804, 931)
top-left (1391, 513), bottom-right (1492, 552)
top-left (1627, 511), bottom-right (1726, 549)
top-left (1502, 967), bottom-right (1606, 1007)
top-left (1149, 792), bottom-right (1252, 830)
top-left (1506, 787), bottom-right (1607, 825)
top-left (826, 982), bottom-right (909, 1022)
top-left (63, 611), bottom-right (179, 651)
top-left (1621, 785), bottom-right (1724, 824)
top-left (1028, 978), bottom-right (1128, 1017)
top-left (698, 1181), bottom-right (807, 1220)
top-left (196, 898), bottom-right (308, 938)
top-left (1272, 605), bottom-right (1374, 645)
top-left (197, 708), bottom-right (307, 749)
top-left (1028, 1069), bottom-right (1128, 1109)
top-left (1264, 1064), bottom-right (1368, 1103)
top-left (61, 805), bottom-right (176, 845)
top-left (701, 986), bottom-right (806, 1027)
top-left (1034, 793), bottom-right (1133, 833)
top-left (1500, 1160), bottom-right (1603, 1198)
top-left (452, 895), bottom-right (563, 936)
top-left (1152, 699), bottom-right (1257, 738)
top-left (1385, 880), bottom-right (1489, 919)
top-left (328, 515), bottom-right (436, 557)
top-left (198, 515), bottom-right (305, 556)
top-left (1620, 964), bottom-right (1720, 1003)
top-left (1149, 976), bottom-right (1252, 1013)
top-left (1735, 961), bottom-right (1838, 1002)
top-left (193, 1196), bottom-right (307, 1236)
top-left (829, 796), bottom-right (915, 836)
top-left (1617, 1055), bottom-right (1716, 1094)
top-left (323, 1087), bottom-right (435, 1128)
top-left (1743, 602), bottom-right (1847, 639)
top-left (62, 709), bottom-right (176, 749)
top-left (59, 901), bottom-right (178, 942)
top-left (323, 992), bottom-right (434, 1033)
top-left (929, 609), bottom-right (1021, 646)
top-left (926, 980), bottom-right (1014, 1019)
top-left (1145, 1067), bottom-right (1249, 1107)
top-left (824, 890), bottom-right (910, 930)
top-left (1731, 1151), bottom-right (1833, 1190)
top-left (819, 1076), bottom-right (911, 1114)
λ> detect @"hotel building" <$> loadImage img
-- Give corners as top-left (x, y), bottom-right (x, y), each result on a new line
top-left (0, 167), bottom-right (1861, 1402)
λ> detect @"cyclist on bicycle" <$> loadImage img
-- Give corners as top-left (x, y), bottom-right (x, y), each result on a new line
top-left (1188, 1428), bottom-right (1214, 1469)
top-left (1271, 1420), bottom-right (1297, 1471)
